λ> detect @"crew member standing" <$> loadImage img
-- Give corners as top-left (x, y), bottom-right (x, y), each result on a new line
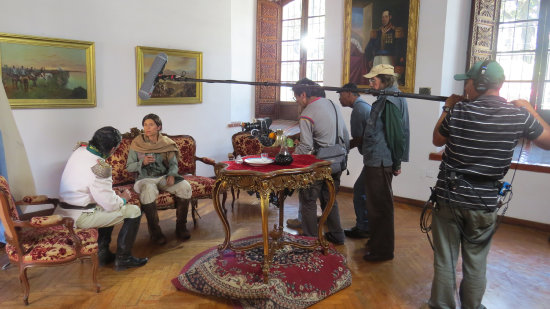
top-left (428, 60), bottom-right (550, 308)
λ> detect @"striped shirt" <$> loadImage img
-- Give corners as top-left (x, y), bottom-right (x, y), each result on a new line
top-left (435, 95), bottom-right (543, 209)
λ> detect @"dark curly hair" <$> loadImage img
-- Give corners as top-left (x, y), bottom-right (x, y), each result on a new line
top-left (89, 126), bottom-right (121, 157)
top-left (292, 78), bottom-right (325, 98)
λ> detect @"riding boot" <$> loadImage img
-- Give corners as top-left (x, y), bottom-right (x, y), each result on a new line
top-left (114, 215), bottom-right (149, 271)
top-left (141, 202), bottom-right (167, 245)
top-left (97, 226), bottom-right (116, 266)
top-left (175, 198), bottom-right (191, 241)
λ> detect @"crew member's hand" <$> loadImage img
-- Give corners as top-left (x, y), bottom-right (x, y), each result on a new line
top-left (445, 94), bottom-right (464, 108)
top-left (117, 189), bottom-right (132, 201)
top-left (393, 169), bottom-right (401, 176)
top-left (142, 154), bottom-right (155, 166)
top-left (511, 99), bottom-right (533, 111)
top-left (166, 175), bottom-right (175, 187)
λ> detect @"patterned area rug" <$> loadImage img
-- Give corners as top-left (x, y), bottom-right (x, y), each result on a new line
top-left (172, 233), bottom-right (352, 308)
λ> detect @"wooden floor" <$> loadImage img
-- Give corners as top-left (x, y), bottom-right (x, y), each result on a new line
top-left (1, 192), bottom-right (549, 308)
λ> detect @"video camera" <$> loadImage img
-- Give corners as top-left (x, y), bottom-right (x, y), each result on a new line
top-left (241, 118), bottom-right (274, 146)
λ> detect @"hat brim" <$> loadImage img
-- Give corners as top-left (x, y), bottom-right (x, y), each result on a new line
top-left (454, 73), bottom-right (470, 81)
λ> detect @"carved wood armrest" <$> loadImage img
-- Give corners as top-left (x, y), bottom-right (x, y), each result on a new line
top-left (29, 215), bottom-right (64, 227)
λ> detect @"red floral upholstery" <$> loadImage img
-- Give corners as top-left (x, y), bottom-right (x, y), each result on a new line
top-left (5, 226), bottom-right (98, 263)
top-left (106, 129), bottom-right (223, 225)
top-left (0, 176), bottom-right (20, 220)
top-left (232, 131), bottom-right (263, 157)
top-left (184, 175), bottom-right (216, 198)
top-left (108, 138), bottom-right (136, 186)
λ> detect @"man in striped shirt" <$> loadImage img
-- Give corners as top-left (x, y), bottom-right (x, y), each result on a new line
top-left (428, 60), bottom-right (550, 308)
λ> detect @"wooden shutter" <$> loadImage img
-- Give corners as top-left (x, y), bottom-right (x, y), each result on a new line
top-left (466, 0), bottom-right (502, 67)
top-left (255, 0), bottom-right (282, 119)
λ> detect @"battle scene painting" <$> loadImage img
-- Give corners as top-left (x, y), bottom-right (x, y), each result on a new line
top-left (136, 46), bottom-right (202, 105)
top-left (0, 33), bottom-right (95, 108)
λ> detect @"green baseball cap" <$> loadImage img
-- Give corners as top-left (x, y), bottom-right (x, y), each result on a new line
top-left (454, 60), bottom-right (505, 84)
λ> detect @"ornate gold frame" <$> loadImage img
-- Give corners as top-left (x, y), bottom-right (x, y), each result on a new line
top-left (0, 32), bottom-right (95, 109)
top-left (136, 46), bottom-right (202, 105)
top-left (342, 0), bottom-right (419, 93)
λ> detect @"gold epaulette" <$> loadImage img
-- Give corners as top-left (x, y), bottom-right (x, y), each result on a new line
top-left (73, 141), bottom-right (88, 151)
top-left (395, 27), bottom-right (405, 39)
top-left (370, 29), bottom-right (378, 39)
top-left (91, 159), bottom-right (112, 178)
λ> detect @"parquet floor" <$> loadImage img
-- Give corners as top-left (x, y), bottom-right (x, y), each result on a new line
top-left (1, 191), bottom-right (549, 308)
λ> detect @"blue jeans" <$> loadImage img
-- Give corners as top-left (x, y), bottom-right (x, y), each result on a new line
top-left (353, 166), bottom-right (369, 231)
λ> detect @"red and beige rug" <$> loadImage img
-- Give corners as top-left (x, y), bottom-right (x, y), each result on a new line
top-left (172, 233), bottom-right (352, 308)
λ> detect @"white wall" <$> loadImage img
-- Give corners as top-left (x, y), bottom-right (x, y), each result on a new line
top-left (0, 0), bottom-right (255, 196)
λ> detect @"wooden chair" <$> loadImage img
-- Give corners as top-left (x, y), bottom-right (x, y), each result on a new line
top-left (227, 131), bottom-right (264, 209)
top-left (0, 176), bottom-right (99, 305)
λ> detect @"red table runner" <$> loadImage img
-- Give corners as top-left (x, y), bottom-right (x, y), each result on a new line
top-left (224, 154), bottom-right (322, 173)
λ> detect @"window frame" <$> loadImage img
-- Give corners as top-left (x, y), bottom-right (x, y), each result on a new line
top-left (279, 0), bottom-right (325, 103)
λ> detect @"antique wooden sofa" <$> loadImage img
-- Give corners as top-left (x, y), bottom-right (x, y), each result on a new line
top-left (106, 128), bottom-right (225, 225)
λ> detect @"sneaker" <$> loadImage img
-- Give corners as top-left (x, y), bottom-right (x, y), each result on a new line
top-left (286, 218), bottom-right (301, 229)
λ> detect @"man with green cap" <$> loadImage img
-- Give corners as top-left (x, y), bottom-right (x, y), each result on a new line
top-left (427, 60), bottom-right (550, 308)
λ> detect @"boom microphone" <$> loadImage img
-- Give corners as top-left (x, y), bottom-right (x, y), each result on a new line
top-left (139, 52), bottom-right (449, 102)
top-left (138, 53), bottom-right (167, 100)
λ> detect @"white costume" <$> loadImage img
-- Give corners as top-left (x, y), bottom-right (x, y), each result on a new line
top-left (55, 146), bottom-right (140, 228)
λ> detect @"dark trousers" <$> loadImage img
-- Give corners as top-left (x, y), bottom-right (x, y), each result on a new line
top-left (364, 165), bottom-right (394, 256)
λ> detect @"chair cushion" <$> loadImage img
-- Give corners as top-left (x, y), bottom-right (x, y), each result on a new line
top-left (185, 175), bottom-right (215, 199)
top-left (5, 226), bottom-right (98, 263)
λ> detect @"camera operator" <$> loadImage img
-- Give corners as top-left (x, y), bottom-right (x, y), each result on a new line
top-left (427, 60), bottom-right (550, 308)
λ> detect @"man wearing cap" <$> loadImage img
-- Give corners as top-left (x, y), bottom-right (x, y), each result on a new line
top-left (427, 60), bottom-right (550, 308)
top-left (337, 82), bottom-right (372, 239)
top-left (362, 64), bottom-right (410, 262)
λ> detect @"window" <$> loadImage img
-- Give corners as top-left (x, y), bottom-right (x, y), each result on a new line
top-left (280, 0), bottom-right (325, 102)
top-left (496, 0), bottom-right (550, 121)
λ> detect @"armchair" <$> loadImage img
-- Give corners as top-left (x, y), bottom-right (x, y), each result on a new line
top-left (0, 176), bottom-right (99, 305)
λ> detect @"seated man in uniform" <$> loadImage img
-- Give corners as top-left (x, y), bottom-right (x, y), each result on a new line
top-left (54, 126), bottom-right (148, 271)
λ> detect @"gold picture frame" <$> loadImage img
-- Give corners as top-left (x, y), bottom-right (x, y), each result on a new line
top-left (136, 46), bottom-right (202, 105)
top-left (342, 0), bottom-right (419, 93)
top-left (0, 32), bottom-right (95, 109)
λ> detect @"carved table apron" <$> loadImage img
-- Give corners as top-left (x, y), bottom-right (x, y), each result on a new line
top-left (212, 154), bottom-right (335, 283)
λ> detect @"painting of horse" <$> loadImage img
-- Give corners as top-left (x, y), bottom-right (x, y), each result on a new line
top-left (0, 33), bottom-right (95, 108)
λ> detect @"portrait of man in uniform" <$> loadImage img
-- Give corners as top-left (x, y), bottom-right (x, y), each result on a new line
top-left (343, 0), bottom-right (418, 92)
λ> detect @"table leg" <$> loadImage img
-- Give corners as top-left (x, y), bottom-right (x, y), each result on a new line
top-left (213, 180), bottom-right (232, 251)
top-left (259, 184), bottom-right (271, 283)
top-left (278, 190), bottom-right (286, 230)
top-left (317, 177), bottom-right (335, 254)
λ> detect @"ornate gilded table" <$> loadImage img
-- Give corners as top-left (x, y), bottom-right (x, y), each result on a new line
top-left (212, 154), bottom-right (335, 282)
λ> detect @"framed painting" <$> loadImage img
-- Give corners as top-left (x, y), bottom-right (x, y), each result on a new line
top-left (0, 32), bottom-right (95, 109)
top-left (342, 0), bottom-right (419, 93)
top-left (136, 46), bottom-right (202, 105)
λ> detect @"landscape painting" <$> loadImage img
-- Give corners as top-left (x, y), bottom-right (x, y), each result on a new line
top-left (0, 32), bottom-right (95, 108)
top-left (136, 46), bottom-right (202, 105)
